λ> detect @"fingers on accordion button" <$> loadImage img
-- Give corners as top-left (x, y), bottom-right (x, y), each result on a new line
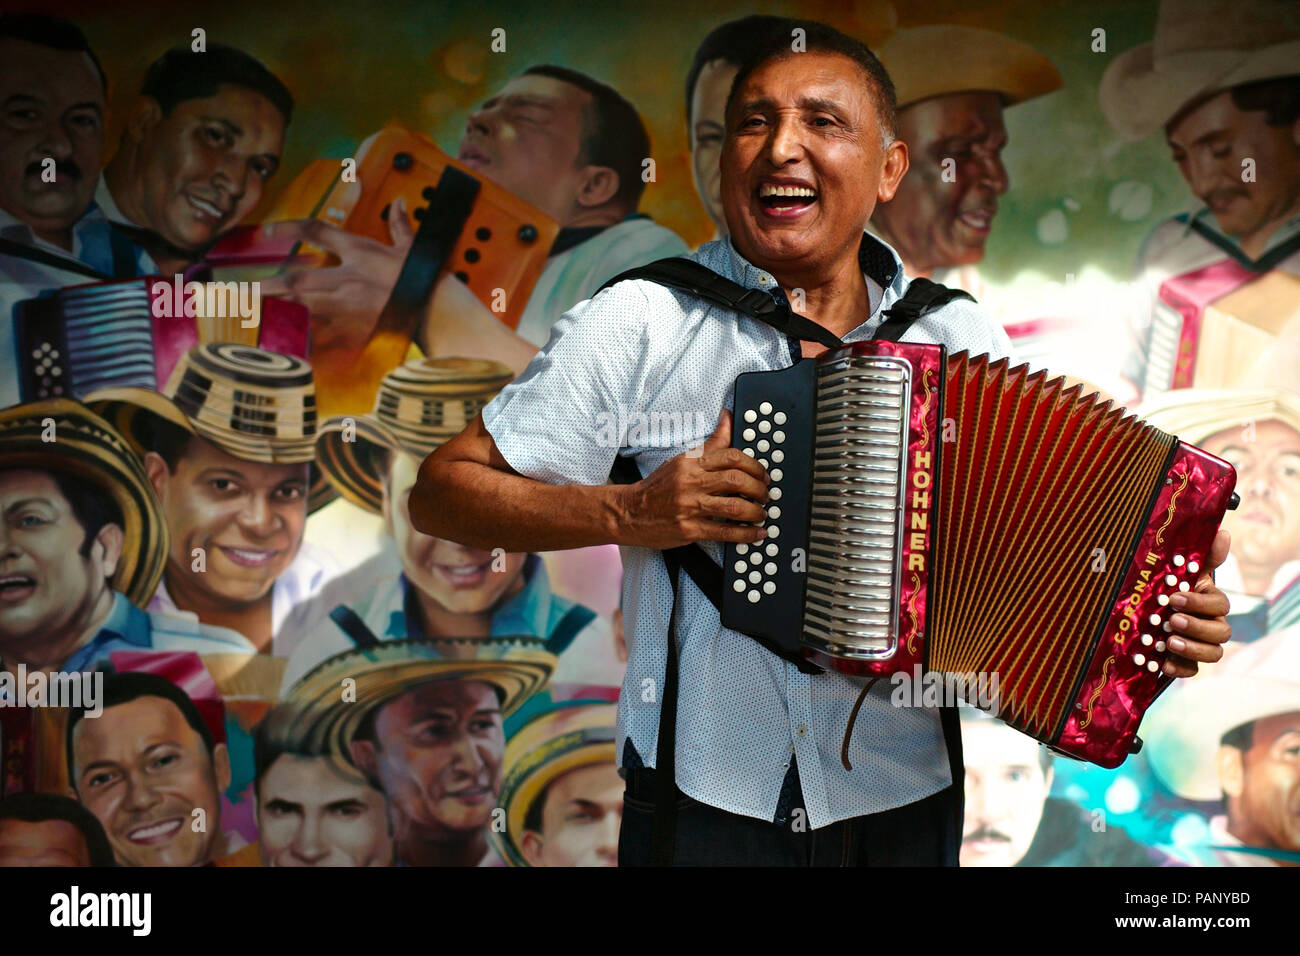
top-left (743, 448), bottom-right (755, 457)
top-left (760, 401), bottom-right (773, 415)
top-left (733, 579), bottom-right (746, 593)
top-left (1163, 621), bottom-right (1173, 632)
top-left (759, 459), bottom-right (769, 469)
top-left (772, 450), bottom-right (785, 463)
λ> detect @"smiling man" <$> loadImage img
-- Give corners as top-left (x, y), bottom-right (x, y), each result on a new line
top-left (100, 44), bottom-right (292, 275)
top-left (66, 671), bottom-right (232, 867)
top-left (411, 19), bottom-right (1233, 867)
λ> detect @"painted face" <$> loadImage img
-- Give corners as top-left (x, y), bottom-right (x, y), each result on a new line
top-left (960, 719), bottom-right (1052, 867)
top-left (690, 58), bottom-right (740, 236)
top-left (71, 695), bottom-right (229, 867)
top-left (383, 450), bottom-right (527, 619)
top-left (0, 38), bottom-right (103, 238)
top-left (874, 91), bottom-right (1008, 273)
top-left (0, 819), bottom-right (91, 867)
top-left (522, 761), bottom-right (622, 867)
top-left (721, 51), bottom-right (904, 275)
top-left (0, 470), bottom-right (113, 652)
top-left (153, 435), bottom-right (308, 606)
top-left (457, 73), bottom-right (594, 224)
top-left (1166, 90), bottom-right (1300, 246)
top-left (129, 84), bottom-right (284, 251)
top-left (1235, 711), bottom-right (1300, 853)
top-left (1202, 419), bottom-right (1300, 587)
top-left (257, 754), bottom-right (394, 867)
top-left (354, 680), bottom-right (504, 836)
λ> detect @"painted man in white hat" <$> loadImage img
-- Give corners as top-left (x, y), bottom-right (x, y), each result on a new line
top-left (277, 357), bottom-right (618, 690)
top-left (1100, 0), bottom-right (1300, 399)
top-left (1142, 626), bottom-right (1300, 866)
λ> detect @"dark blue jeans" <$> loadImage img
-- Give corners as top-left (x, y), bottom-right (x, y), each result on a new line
top-left (618, 764), bottom-right (963, 867)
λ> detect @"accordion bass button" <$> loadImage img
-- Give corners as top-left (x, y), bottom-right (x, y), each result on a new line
top-left (764, 563), bottom-right (777, 575)
top-left (743, 448), bottom-right (756, 457)
top-left (771, 469), bottom-right (783, 481)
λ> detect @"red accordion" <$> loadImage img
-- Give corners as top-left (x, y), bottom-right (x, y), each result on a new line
top-left (722, 341), bottom-right (1238, 767)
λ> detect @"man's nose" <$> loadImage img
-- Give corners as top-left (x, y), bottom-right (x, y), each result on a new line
top-left (123, 771), bottom-right (164, 812)
top-left (1185, 151), bottom-right (1229, 202)
top-left (976, 151), bottom-right (1009, 195)
top-left (766, 114), bottom-right (805, 166)
top-left (237, 494), bottom-right (279, 535)
top-left (37, 122), bottom-right (76, 162)
top-left (291, 815), bottom-right (329, 863)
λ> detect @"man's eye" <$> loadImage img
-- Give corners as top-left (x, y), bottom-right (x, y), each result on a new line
top-left (251, 160), bottom-right (275, 179)
top-left (151, 753), bottom-right (179, 770)
top-left (8, 108), bottom-right (39, 124)
top-left (17, 514), bottom-right (47, 528)
top-left (70, 113), bottom-right (100, 130)
top-left (275, 485), bottom-right (304, 501)
top-left (210, 478), bottom-right (237, 493)
top-left (1211, 146), bottom-right (1231, 159)
top-left (695, 133), bottom-right (722, 148)
top-left (87, 771), bottom-right (116, 788)
top-left (202, 125), bottom-right (231, 148)
top-left (333, 805), bottom-right (364, 819)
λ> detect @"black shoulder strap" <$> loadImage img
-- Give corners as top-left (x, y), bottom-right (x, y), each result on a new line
top-left (329, 605), bottom-right (382, 649)
top-left (874, 276), bottom-right (975, 342)
top-left (0, 236), bottom-right (112, 281)
top-left (597, 257), bottom-right (845, 352)
top-left (544, 603), bottom-right (597, 655)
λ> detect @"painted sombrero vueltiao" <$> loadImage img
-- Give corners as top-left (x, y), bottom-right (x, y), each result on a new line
top-left (316, 357), bottom-right (513, 513)
top-left (492, 700), bottom-right (618, 867)
top-left (0, 399), bottom-right (167, 606)
top-left (267, 636), bottom-right (557, 762)
top-left (83, 342), bottom-right (335, 512)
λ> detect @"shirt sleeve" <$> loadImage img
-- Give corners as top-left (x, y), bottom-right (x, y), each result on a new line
top-left (482, 279), bottom-right (657, 486)
top-left (903, 296), bottom-right (1017, 364)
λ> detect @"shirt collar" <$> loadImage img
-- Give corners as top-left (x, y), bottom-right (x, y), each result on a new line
top-left (723, 229), bottom-right (903, 295)
top-left (396, 553), bottom-right (552, 639)
top-left (1181, 204), bottom-right (1300, 256)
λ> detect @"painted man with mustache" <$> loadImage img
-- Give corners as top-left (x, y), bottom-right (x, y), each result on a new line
top-left (0, 14), bottom-right (151, 408)
top-left (99, 44), bottom-right (292, 276)
top-left (1100, 0), bottom-right (1300, 399)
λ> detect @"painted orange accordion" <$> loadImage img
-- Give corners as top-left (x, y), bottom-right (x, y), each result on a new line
top-left (722, 341), bottom-right (1238, 766)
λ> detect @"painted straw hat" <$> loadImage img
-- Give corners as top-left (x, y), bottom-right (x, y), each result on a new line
top-left (1099, 0), bottom-right (1300, 141)
top-left (316, 357), bottom-right (513, 513)
top-left (0, 399), bottom-right (167, 606)
top-left (874, 25), bottom-right (1062, 111)
top-left (492, 699), bottom-right (618, 866)
top-left (84, 342), bottom-right (334, 512)
top-left (1136, 387), bottom-right (1300, 445)
top-left (269, 636), bottom-right (557, 761)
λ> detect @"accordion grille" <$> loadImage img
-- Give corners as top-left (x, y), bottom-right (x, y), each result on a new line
top-left (60, 283), bottom-right (157, 393)
top-left (929, 353), bottom-right (1175, 740)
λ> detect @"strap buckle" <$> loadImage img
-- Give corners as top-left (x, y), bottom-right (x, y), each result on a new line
top-left (736, 287), bottom-right (780, 317)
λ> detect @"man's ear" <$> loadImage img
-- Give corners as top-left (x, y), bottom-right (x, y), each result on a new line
top-left (1216, 744), bottom-right (1245, 799)
top-left (143, 451), bottom-right (169, 500)
top-left (93, 522), bottom-right (125, 583)
top-left (125, 96), bottom-right (165, 145)
top-left (576, 165), bottom-right (621, 210)
top-left (213, 741), bottom-right (232, 793)
top-left (875, 139), bottom-right (909, 203)
top-left (519, 829), bottom-right (545, 867)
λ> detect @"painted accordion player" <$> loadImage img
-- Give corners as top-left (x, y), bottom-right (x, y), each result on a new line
top-left (722, 340), bottom-right (1239, 768)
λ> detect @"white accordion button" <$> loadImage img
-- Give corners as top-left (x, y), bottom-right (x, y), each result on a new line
top-left (773, 430), bottom-right (786, 443)
top-left (759, 459), bottom-right (769, 469)
top-left (1134, 653), bottom-right (1145, 666)
top-left (757, 440), bottom-right (770, 452)
top-left (743, 428), bottom-right (756, 442)
top-left (771, 469), bottom-right (783, 482)
top-left (749, 571), bottom-right (761, 584)
top-left (1141, 634), bottom-right (1153, 646)
top-left (750, 552), bottom-right (762, 565)
top-left (1155, 640), bottom-right (1166, 653)
top-left (774, 411), bottom-right (787, 425)
top-left (1165, 574), bottom-right (1177, 586)
top-left (748, 590), bottom-right (761, 603)
top-left (1163, 620), bottom-right (1173, 632)
top-left (1173, 555), bottom-right (1185, 566)
top-left (767, 526), bottom-right (780, 539)
top-left (760, 402), bottom-right (773, 415)
top-left (764, 562), bottom-right (777, 576)
top-left (743, 447), bottom-right (755, 457)
top-left (770, 487), bottom-right (782, 501)
top-left (763, 581), bottom-right (776, 595)
top-left (744, 409), bottom-right (757, 423)
top-left (733, 579), bottom-right (746, 593)
top-left (1157, 594), bottom-right (1169, 606)
top-left (1179, 581), bottom-right (1190, 592)
top-left (1188, 561), bottom-right (1200, 574)
top-left (772, 450), bottom-right (785, 463)
top-left (737, 544), bottom-right (749, 555)
top-left (734, 561), bottom-right (746, 574)
top-left (758, 420), bottom-right (772, 434)
top-left (1148, 660), bottom-right (1159, 672)
top-left (1148, 613), bottom-right (1161, 626)
top-left (768, 506), bottom-right (781, 519)
top-left (765, 542), bottom-right (778, 557)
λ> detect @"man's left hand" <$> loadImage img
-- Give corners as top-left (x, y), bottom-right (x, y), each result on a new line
top-left (1164, 528), bottom-right (1232, 678)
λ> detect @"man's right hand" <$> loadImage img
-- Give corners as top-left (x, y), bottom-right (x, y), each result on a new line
top-left (618, 410), bottom-right (771, 549)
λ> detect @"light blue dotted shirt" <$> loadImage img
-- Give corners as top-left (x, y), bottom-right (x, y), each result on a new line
top-left (482, 230), bottom-right (1013, 828)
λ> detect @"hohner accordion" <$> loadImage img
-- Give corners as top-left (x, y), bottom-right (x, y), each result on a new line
top-left (722, 341), bottom-right (1238, 767)
top-left (14, 276), bottom-right (309, 402)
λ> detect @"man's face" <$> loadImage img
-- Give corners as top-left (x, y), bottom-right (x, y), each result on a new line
top-left (1167, 90), bottom-right (1300, 243)
top-left (458, 73), bottom-right (595, 224)
top-left (0, 470), bottom-right (115, 649)
top-left (0, 38), bottom-right (103, 237)
top-left (383, 450), bottom-right (527, 618)
top-left (521, 761), bottom-right (622, 867)
top-left (128, 84), bottom-right (284, 251)
top-left (1233, 711), bottom-right (1300, 853)
top-left (257, 754), bottom-right (394, 867)
top-left (960, 719), bottom-right (1052, 867)
top-left (352, 680), bottom-right (504, 836)
top-left (0, 819), bottom-right (91, 867)
top-left (874, 91), bottom-right (1008, 272)
top-left (1202, 419), bottom-right (1300, 581)
top-left (690, 58), bottom-right (740, 236)
top-left (71, 695), bottom-right (229, 867)
top-left (149, 434), bottom-right (308, 606)
top-left (721, 51), bottom-right (907, 274)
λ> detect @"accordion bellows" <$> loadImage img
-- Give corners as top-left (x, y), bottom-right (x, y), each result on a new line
top-left (722, 341), bottom-right (1237, 767)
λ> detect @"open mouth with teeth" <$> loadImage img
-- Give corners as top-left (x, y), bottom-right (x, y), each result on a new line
top-left (758, 183), bottom-right (818, 216)
top-left (0, 574), bottom-right (37, 603)
top-left (186, 194), bottom-right (228, 223)
top-left (127, 818), bottom-right (184, 845)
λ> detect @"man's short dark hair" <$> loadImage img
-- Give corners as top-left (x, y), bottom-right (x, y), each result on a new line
top-left (1221, 719), bottom-right (1256, 753)
top-left (522, 779), bottom-right (551, 834)
top-left (0, 13), bottom-right (106, 90)
top-left (66, 671), bottom-right (216, 787)
top-left (1231, 75), bottom-right (1300, 128)
top-left (139, 415), bottom-right (192, 474)
top-left (724, 19), bottom-right (898, 145)
top-left (0, 467), bottom-right (124, 561)
top-left (140, 44), bottom-right (293, 124)
top-left (0, 792), bottom-right (115, 866)
top-left (685, 16), bottom-right (798, 130)
top-left (521, 64), bottom-right (650, 212)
